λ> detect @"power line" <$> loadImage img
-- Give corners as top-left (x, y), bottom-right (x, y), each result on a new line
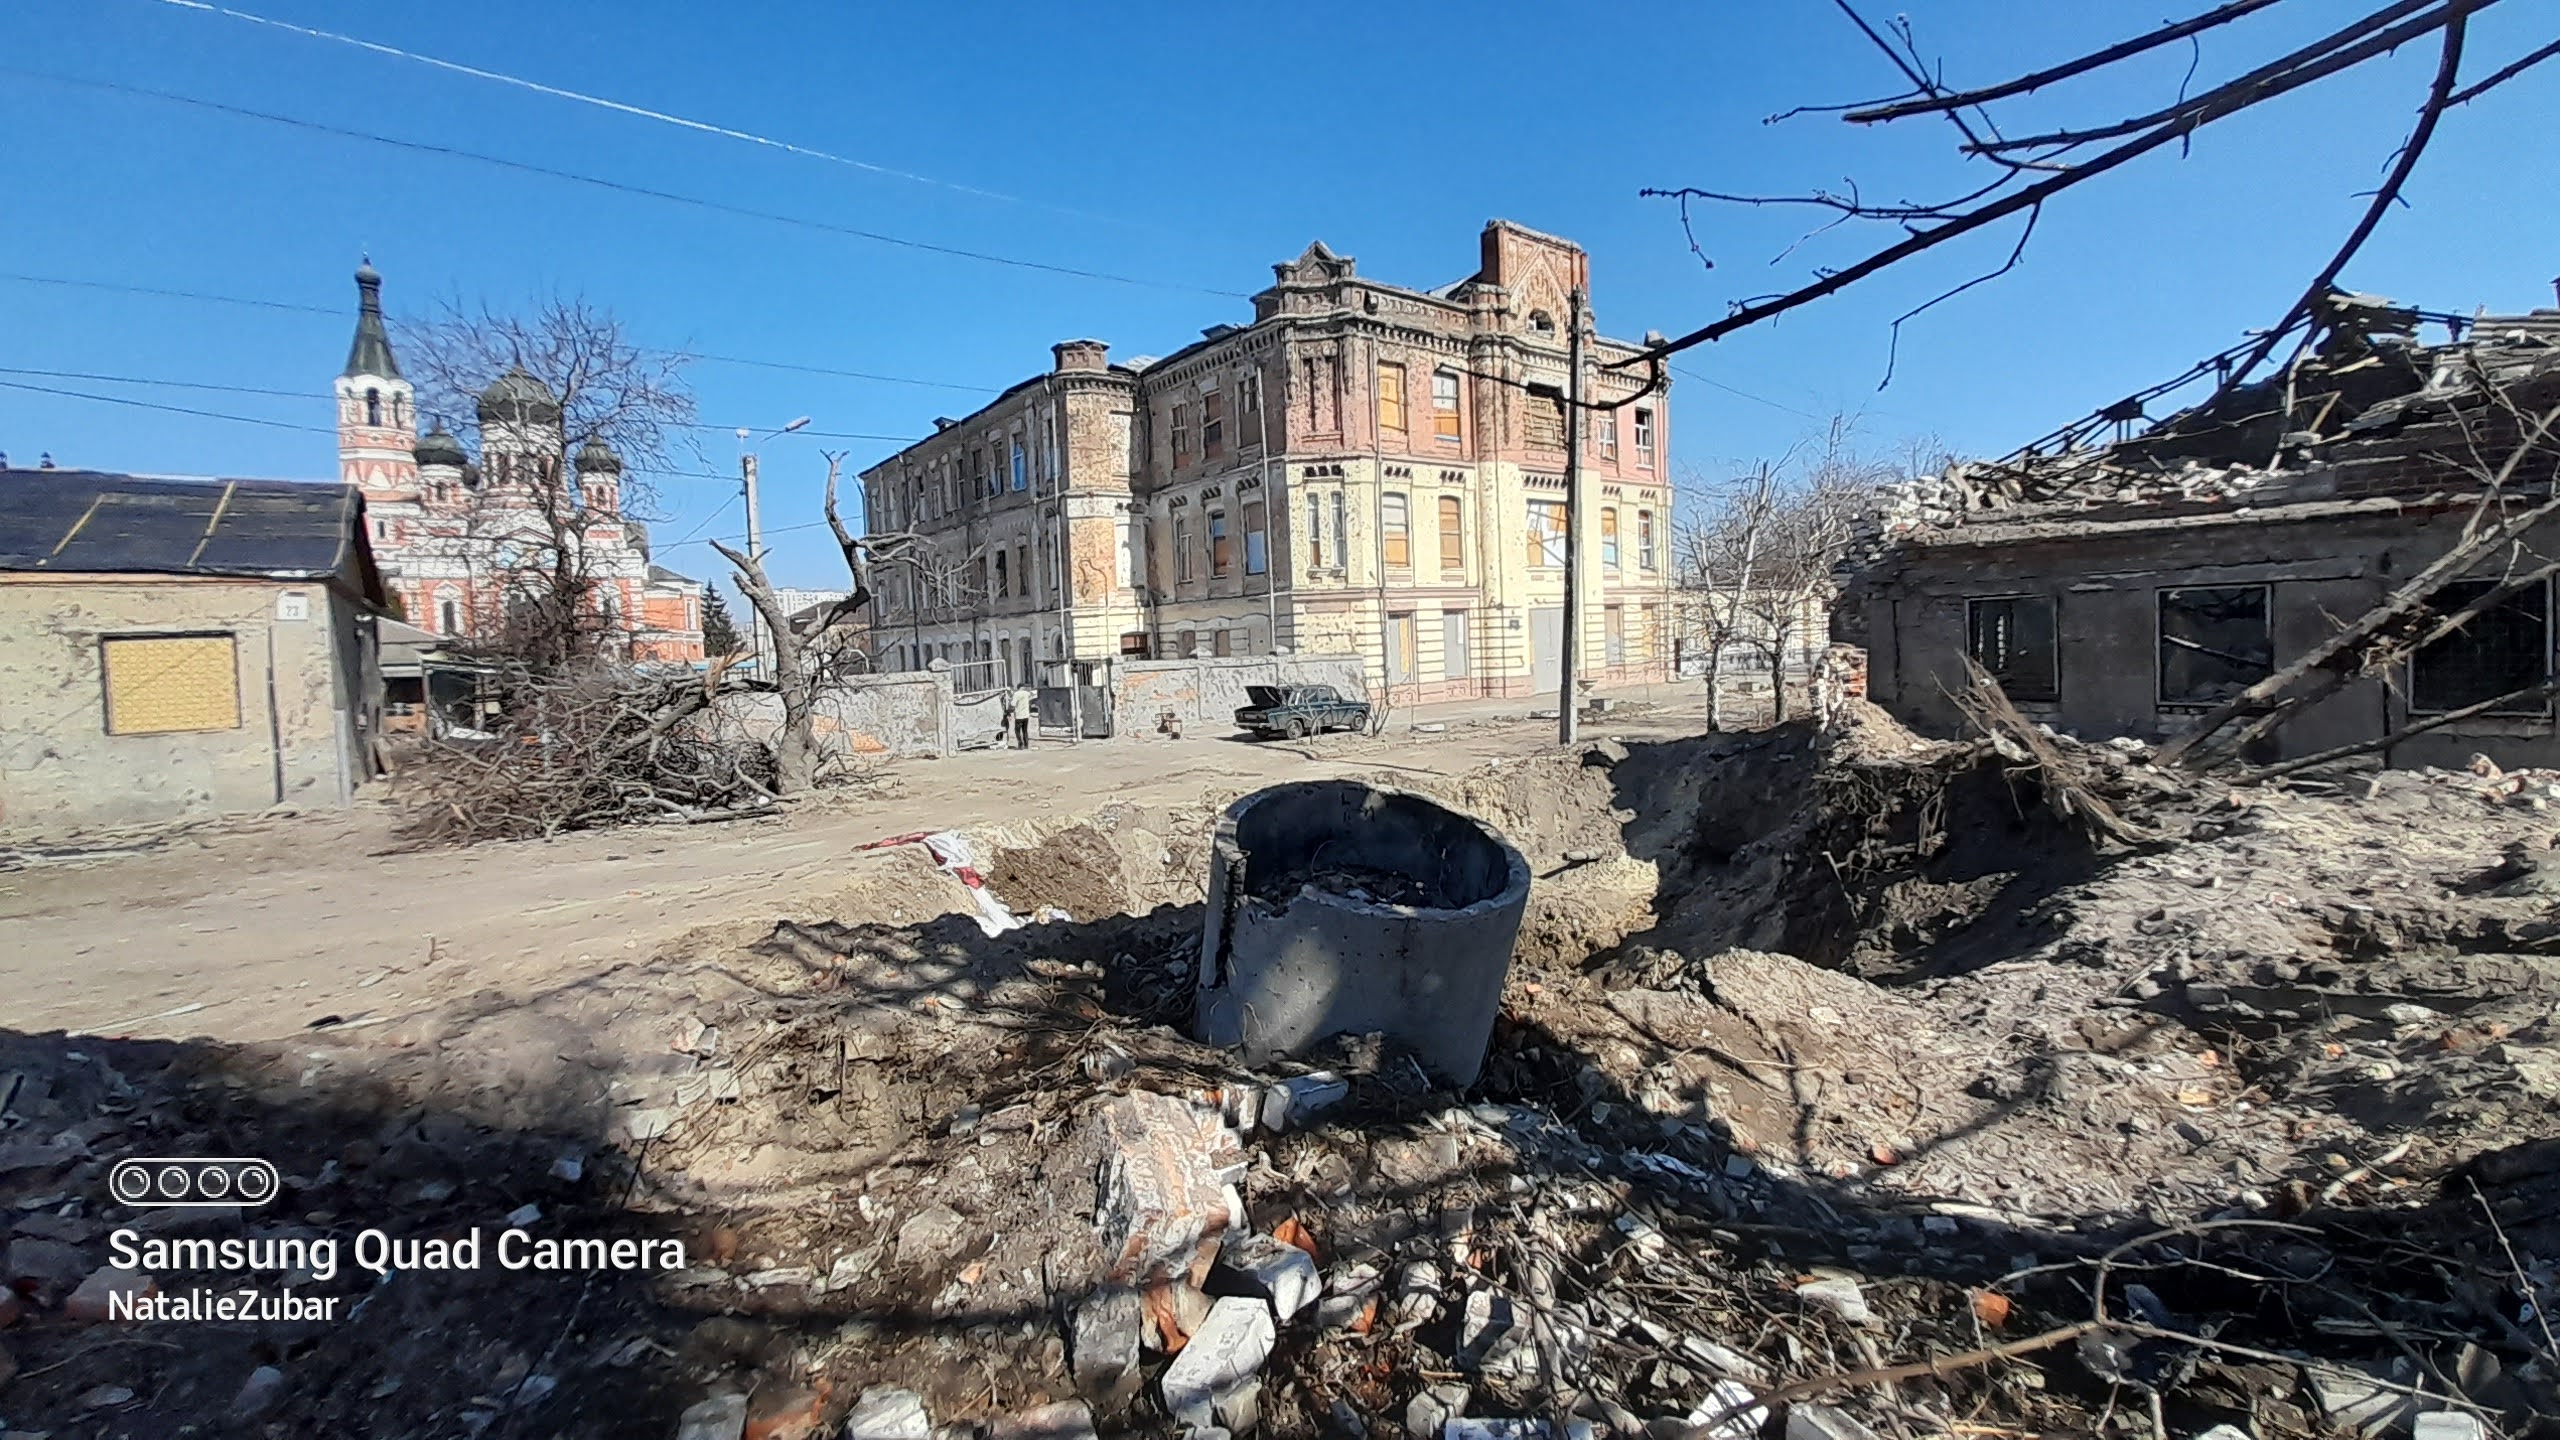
top-left (9, 68), bottom-right (1244, 298)
top-left (0, 378), bottom-right (333, 435)
top-left (1, 271), bottom-right (1001, 393)
top-left (148, 0), bottom-right (1050, 213)
top-left (0, 366), bottom-right (312, 400)
top-left (1671, 364), bottom-right (1826, 421)
top-left (1, 364), bottom-right (924, 442)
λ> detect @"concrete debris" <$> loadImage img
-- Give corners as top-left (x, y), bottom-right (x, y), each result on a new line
top-left (1094, 1092), bottom-right (1245, 1285)
top-left (1794, 1276), bottom-right (1874, 1327)
top-left (1258, 1071), bottom-right (1350, 1133)
top-left (228, 1365), bottom-right (287, 1421)
top-left (2411, 1414), bottom-right (2485, 1440)
top-left (62, 1265), bottom-right (153, 1321)
top-left (987, 1400), bottom-right (1098, 1440)
top-left (1456, 1288), bottom-right (1535, 1379)
top-left (1685, 1380), bottom-right (1769, 1440)
top-left (1069, 1289), bottom-right (1143, 1404)
top-left (1160, 1296), bottom-right (1275, 1430)
top-left (2306, 1359), bottom-right (2424, 1439)
top-left (1405, 1384), bottom-right (1471, 1440)
top-left (1445, 1421), bottom-right (1594, 1440)
top-left (674, 1393), bottom-right (749, 1440)
top-left (842, 1388), bottom-right (931, 1440)
top-left (1212, 1231), bottom-right (1320, 1322)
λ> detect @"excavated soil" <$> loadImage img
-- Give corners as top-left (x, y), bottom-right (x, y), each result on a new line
top-left (3, 712), bottom-right (2555, 1439)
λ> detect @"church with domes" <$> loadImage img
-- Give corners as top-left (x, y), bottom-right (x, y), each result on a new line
top-left (332, 261), bottom-right (704, 665)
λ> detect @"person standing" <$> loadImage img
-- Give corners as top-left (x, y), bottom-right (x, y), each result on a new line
top-left (1009, 684), bottom-right (1035, 749)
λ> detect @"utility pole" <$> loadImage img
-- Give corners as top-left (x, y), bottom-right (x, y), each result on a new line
top-left (734, 417), bottom-right (809, 677)
top-left (739, 449), bottom-right (769, 675)
top-left (1559, 286), bottom-right (1585, 746)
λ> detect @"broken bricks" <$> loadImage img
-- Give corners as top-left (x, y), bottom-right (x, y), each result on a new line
top-left (1210, 1232), bottom-right (1320, 1322)
top-left (1092, 1092), bottom-right (1244, 1287)
top-left (1160, 1295), bottom-right (1275, 1429)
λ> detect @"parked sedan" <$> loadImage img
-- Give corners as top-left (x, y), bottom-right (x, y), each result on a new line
top-left (1234, 684), bottom-right (1372, 740)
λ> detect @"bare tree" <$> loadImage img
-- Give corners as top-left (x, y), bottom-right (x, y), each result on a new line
top-left (1682, 418), bottom-right (1901, 728)
top-left (711, 451), bottom-right (949, 793)
top-left (1621, 1), bottom-right (2550, 397)
top-left (401, 297), bottom-right (698, 674)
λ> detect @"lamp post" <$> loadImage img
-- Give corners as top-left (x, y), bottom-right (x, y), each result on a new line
top-left (736, 416), bottom-right (811, 674)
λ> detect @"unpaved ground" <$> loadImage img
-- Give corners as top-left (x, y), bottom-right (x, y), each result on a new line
top-left (0, 704), bottom-right (2555, 1440)
top-left (0, 711), bottom-right (1674, 1044)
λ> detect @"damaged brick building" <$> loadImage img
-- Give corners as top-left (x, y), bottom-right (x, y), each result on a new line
top-left (857, 221), bottom-right (1676, 702)
top-left (1846, 294), bottom-right (2560, 768)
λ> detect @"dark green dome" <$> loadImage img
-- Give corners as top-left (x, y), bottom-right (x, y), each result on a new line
top-left (477, 366), bottom-right (560, 427)
top-left (574, 436), bottom-right (622, 473)
top-left (414, 427), bottom-right (467, 469)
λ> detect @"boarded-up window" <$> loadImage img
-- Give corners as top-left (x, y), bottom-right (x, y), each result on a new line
top-left (2158, 586), bottom-right (2271, 705)
top-left (2413, 579), bottom-right (2551, 714)
top-left (1438, 495), bottom-right (1464, 573)
top-left (1382, 494), bottom-right (1411, 569)
top-left (1967, 596), bottom-right (2058, 703)
top-left (1525, 393), bottom-right (1566, 449)
top-left (1378, 362), bottom-right (1407, 433)
top-left (1527, 500), bottom-right (1566, 568)
top-left (102, 634), bottom-right (240, 735)
top-left (1432, 370), bottom-right (1461, 440)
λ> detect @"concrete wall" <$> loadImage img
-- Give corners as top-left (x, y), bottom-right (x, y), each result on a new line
top-left (710, 669), bottom-right (957, 762)
top-left (1863, 505), bottom-right (2560, 769)
top-left (1114, 654), bottom-right (1369, 735)
top-left (0, 574), bottom-right (372, 835)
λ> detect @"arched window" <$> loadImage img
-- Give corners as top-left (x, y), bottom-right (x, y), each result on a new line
top-left (438, 596), bottom-right (460, 635)
top-left (365, 388), bottom-right (382, 426)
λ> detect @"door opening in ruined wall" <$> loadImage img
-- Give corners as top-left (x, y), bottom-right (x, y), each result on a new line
top-left (1966, 596), bottom-right (2058, 702)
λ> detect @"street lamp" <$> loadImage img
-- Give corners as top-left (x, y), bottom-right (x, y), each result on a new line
top-left (735, 417), bottom-right (813, 674)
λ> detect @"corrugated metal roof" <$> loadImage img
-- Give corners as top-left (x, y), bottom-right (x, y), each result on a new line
top-left (0, 470), bottom-right (386, 606)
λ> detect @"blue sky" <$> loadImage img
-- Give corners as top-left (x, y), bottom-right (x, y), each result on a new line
top-left (3, 1), bottom-right (2553, 588)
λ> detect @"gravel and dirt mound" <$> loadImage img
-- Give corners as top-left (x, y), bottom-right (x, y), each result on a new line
top-left (2, 716), bottom-right (2554, 1439)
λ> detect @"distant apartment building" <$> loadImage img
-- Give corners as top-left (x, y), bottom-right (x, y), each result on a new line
top-left (858, 221), bottom-right (1674, 701)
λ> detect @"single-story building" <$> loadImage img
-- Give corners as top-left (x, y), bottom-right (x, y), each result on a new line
top-left (1845, 296), bottom-right (2560, 770)
top-left (0, 469), bottom-right (388, 833)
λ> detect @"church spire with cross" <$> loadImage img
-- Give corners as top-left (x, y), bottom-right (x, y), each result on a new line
top-left (335, 255), bottom-right (418, 500)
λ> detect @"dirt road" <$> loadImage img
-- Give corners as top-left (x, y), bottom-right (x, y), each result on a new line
top-left (0, 712), bottom-right (1695, 1044)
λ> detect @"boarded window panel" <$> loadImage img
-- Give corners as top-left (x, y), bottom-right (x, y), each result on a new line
top-left (1382, 494), bottom-right (1410, 568)
top-left (103, 634), bottom-right (241, 735)
top-left (2159, 586), bottom-right (2271, 705)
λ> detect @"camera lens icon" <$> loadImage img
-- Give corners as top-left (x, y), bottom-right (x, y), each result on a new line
top-left (109, 1158), bottom-right (280, 1209)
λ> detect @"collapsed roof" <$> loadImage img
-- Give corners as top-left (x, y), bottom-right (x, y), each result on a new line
top-left (1852, 291), bottom-right (2560, 568)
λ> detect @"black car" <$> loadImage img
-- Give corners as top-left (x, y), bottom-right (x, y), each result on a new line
top-left (1235, 684), bottom-right (1372, 739)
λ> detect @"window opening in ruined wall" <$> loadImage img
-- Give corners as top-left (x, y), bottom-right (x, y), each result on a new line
top-left (1967, 596), bottom-right (2058, 703)
top-left (2412, 578), bottom-right (2552, 715)
top-left (2158, 585), bottom-right (2271, 707)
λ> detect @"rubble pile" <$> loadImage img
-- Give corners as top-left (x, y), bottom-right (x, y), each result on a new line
top-left (2, 719), bottom-right (2556, 1438)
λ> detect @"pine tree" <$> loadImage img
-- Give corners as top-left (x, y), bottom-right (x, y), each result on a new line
top-left (700, 585), bottom-right (744, 657)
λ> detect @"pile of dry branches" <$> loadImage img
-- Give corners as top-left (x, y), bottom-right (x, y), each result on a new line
top-left (393, 662), bottom-right (779, 845)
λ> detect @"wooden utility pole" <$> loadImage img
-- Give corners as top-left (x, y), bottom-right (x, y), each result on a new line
top-left (1559, 287), bottom-right (1586, 746)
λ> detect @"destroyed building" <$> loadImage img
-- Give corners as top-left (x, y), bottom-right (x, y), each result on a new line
top-left (1846, 293), bottom-right (2560, 768)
